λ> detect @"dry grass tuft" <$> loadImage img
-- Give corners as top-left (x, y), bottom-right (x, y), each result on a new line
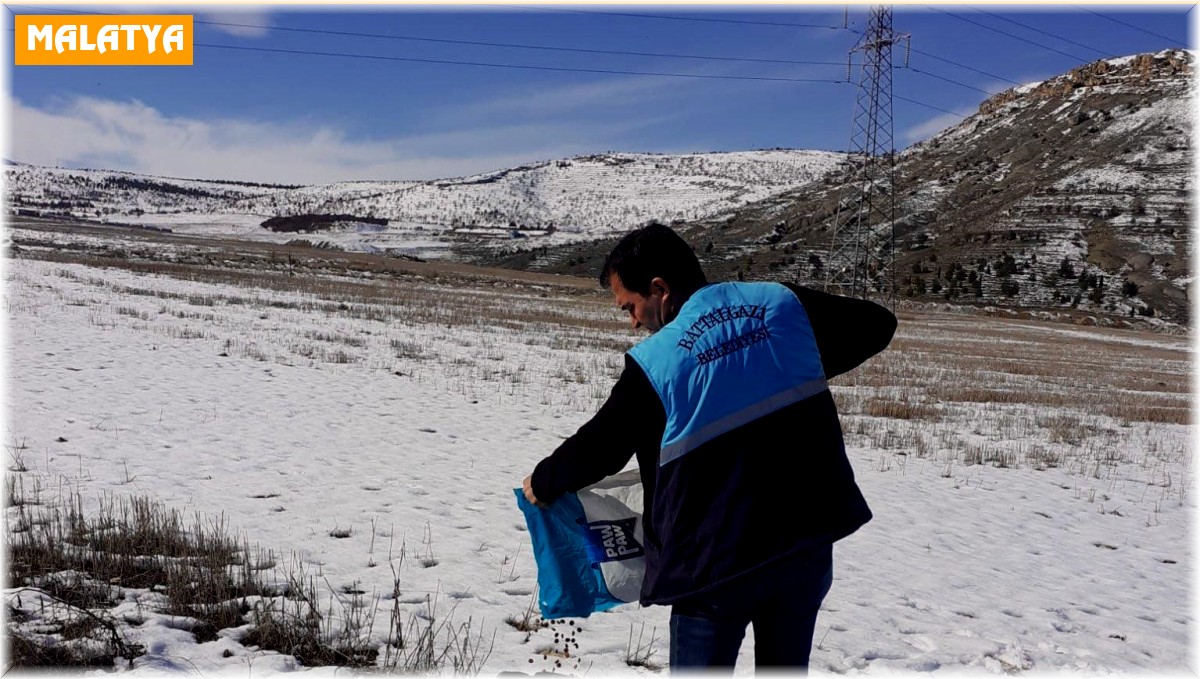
top-left (7, 488), bottom-right (494, 673)
top-left (862, 396), bottom-right (941, 421)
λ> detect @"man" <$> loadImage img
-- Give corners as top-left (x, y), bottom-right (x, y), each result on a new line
top-left (522, 223), bottom-right (896, 671)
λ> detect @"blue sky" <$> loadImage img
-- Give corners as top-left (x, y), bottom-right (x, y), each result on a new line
top-left (4, 3), bottom-right (1193, 184)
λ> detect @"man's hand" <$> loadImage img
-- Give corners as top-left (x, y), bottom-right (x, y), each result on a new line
top-left (523, 475), bottom-right (548, 508)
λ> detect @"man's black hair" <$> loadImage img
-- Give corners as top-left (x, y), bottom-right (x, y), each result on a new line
top-left (599, 222), bottom-right (708, 296)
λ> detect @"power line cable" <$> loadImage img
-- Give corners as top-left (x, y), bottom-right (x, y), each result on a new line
top-left (2, 4), bottom-right (845, 67)
top-left (1079, 8), bottom-right (1186, 47)
top-left (501, 4), bottom-right (844, 30)
top-left (503, 4), bottom-right (1101, 96)
top-left (4, 4), bottom-right (974, 120)
top-left (844, 25), bottom-right (1022, 86)
top-left (200, 41), bottom-right (971, 117)
top-left (202, 41), bottom-right (970, 120)
top-left (896, 95), bottom-right (967, 119)
top-left (197, 20), bottom-right (847, 66)
top-left (926, 6), bottom-right (1092, 62)
top-left (523, 5), bottom-right (1037, 94)
top-left (971, 8), bottom-right (1112, 58)
top-left (5, 2), bottom-right (840, 30)
top-left (907, 48), bottom-right (1020, 86)
top-left (196, 42), bottom-right (849, 84)
top-left (906, 67), bottom-right (997, 95)
top-left (503, 5), bottom-right (1033, 92)
top-left (12, 3), bottom-right (1024, 94)
top-left (506, 0), bottom-right (1031, 93)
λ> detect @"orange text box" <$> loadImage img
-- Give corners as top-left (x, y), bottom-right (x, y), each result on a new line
top-left (15, 15), bottom-right (193, 66)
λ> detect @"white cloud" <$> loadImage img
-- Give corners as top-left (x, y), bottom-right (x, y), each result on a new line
top-left (436, 74), bottom-right (690, 122)
top-left (18, 5), bottom-right (277, 38)
top-left (5, 95), bottom-right (654, 184)
top-left (200, 10), bottom-right (274, 39)
top-left (901, 109), bottom-right (975, 145)
top-left (902, 113), bottom-right (961, 144)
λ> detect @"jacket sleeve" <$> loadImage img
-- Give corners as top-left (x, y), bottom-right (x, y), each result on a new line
top-left (529, 356), bottom-right (662, 504)
top-left (783, 283), bottom-right (897, 380)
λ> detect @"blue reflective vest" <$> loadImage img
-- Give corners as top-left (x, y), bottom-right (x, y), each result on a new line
top-left (625, 282), bottom-right (871, 604)
top-left (629, 282), bottom-right (828, 467)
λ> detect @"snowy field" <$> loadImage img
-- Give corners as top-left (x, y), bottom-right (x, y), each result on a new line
top-left (99, 211), bottom-right (501, 261)
top-left (109, 212), bottom-right (608, 261)
top-left (4, 226), bottom-right (1194, 675)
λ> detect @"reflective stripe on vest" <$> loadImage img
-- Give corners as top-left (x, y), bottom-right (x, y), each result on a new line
top-left (627, 282), bottom-right (827, 467)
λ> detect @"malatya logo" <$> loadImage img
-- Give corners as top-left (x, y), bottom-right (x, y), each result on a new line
top-left (15, 15), bottom-right (193, 66)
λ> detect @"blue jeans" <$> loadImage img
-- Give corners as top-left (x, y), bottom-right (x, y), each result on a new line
top-left (668, 544), bottom-right (833, 673)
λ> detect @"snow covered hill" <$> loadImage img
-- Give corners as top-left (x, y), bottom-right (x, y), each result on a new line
top-left (4, 150), bottom-right (847, 258)
top-left (236, 150), bottom-right (846, 232)
top-left (638, 49), bottom-right (1193, 325)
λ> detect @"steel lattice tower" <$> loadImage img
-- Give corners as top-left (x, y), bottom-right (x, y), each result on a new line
top-left (824, 6), bottom-right (907, 309)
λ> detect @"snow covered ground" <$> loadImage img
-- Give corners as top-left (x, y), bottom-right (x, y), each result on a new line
top-left (112, 212), bottom-right (469, 260)
top-left (4, 239), bottom-right (1193, 675)
top-left (110, 212), bottom-right (615, 261)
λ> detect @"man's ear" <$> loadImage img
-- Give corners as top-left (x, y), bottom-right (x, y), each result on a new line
top-left (650, 278), bottom-right (675, 319)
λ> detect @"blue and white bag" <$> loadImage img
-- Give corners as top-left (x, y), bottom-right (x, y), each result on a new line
top-left (514, 469), bottom-right (645, 619)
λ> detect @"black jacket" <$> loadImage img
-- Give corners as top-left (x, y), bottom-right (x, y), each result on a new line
top-left (531, 284), bottom-right (897, 604)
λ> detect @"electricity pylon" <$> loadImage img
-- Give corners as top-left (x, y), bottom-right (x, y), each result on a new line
top-left (824, 5), bottom-right (908, 309)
